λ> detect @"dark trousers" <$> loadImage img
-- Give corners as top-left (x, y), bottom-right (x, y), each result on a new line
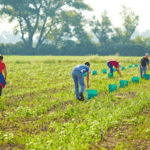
top-left (0, 85), bottom-right (2, 96)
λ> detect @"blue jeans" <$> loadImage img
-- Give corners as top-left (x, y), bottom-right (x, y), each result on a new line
top-left (107, 61), bottom-right (113, 73)
top-left (0, 73), bottom-right (6, 88)
top-left (71, 71), bottom-right (85, 99)
top-left (139, 64), bottom-right (147, 77)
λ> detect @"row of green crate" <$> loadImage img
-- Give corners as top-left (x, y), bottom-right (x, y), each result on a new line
top-left (102, 63), bottom-right (139, 74)
top-left (86, 77), bottom-right (139, 99)
top-left (86, 63), bottom-right (150, 99)
top-left (84, 64), bottom-right (139, 77)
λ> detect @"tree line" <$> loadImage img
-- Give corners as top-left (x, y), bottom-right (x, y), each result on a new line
top-left (0, 0), bottom-right (150, 56)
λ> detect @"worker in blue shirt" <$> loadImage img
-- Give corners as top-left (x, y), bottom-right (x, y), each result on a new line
top-left (71, 62), bottom-right (90, 101)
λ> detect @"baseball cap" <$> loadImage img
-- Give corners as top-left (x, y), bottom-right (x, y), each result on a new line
top-left (145, 53), bottom-right (149, 57)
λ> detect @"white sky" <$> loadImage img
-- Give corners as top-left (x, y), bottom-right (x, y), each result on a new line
top-left (82, 0), bottom-right (150, 33)
top-left (0, 0), bottom-right (150, 35)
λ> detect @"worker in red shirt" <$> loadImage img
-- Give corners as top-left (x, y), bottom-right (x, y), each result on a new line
top-left (0, 55), bottom-right (7, 96)
top-left (107, 60), bottom-right (122, 77)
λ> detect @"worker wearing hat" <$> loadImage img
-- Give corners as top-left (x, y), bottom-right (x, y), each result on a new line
top-left (107, 60), bottom-right (122, 77)
top-left (140, 53), bottom-right (149, 78)
top-left (71, 62), bottom-right (90, 101)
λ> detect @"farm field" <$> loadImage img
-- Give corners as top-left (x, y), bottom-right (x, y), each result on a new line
top-left (0, 55), bottom-right (150, 150)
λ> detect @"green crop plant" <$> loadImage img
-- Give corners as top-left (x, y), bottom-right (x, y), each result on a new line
top-left (58, 60), bottom-right (62, 63)
top-left (1, 55), bottom-right (150, 149)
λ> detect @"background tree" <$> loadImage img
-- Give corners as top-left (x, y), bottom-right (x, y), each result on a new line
top-left (111, 27), bottom-right (125, 43)
top-left (13, 41), bottom-right (27, 55)
top-left (90, 10), bottom-right (113, 46)
top-left (46, 8), bottom-right (96, 55)
top-left (134, 35), bottom-right (146, 46)
top-left (0, 43), bottom-right (5, 55)
top-left (120, 5), bottom-right (139, 41)
top-left (0, 0), bottom-right (92, 52)
top-left (134, 36), bottom-right (150, 52)
top-left (46, 11), bottom-right (86, 48)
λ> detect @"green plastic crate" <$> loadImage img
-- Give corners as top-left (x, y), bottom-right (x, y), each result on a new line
top-left (143, 74), bottom-right (150, 80)
top-left (86, 89), bottom-right (97, 99)
top-left (92, 70), bottom-right (97, 75)
top-left (132, 77), bottom-right (139, 83)
top-left (129, 65), bottom-right (133, 68)
top-left (121, 67), bottom-right (125, 70)
top-left (83, 72), bottom-right (87, 77)
top-left (102, 69), bottom-right (107, 74)
top-left (120, 80), bottom-right (129, 88)
top-left (113, 68), bottom-right (116, 71)
top-left (108, 73), bottom-right (113, 78)
top-left (135, 64), bottom-right (138, 67)
top-left (109, 84), bottom-right (117, 93)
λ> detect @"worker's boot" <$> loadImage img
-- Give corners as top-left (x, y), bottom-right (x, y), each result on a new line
top-left (79, 92), bottom-right (84, 101)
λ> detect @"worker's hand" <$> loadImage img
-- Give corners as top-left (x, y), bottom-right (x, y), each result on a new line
top-left (5, 78), bottom-right (6, 81)
top-left (141, 66), bottom-right (143, 69)
top-left (120, 75), bottom-right (122, 77)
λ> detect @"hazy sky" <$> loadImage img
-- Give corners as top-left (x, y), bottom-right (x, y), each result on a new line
top-left (82, 0), bottom-right (150, 33)
top-left (0, 0), bottom-right (150, 34)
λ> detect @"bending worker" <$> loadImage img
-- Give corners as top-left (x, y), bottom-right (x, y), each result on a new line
top-left (140, 53), bottom-right (149, 78)
top-left (107, 59), bottom-right (122, 77)
top-left (71, 62), bottom-right (90, 101)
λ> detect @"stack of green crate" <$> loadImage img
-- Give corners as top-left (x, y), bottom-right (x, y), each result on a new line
top-left (108, 73), bottom-right (113, 78)
top-left (121, 67), bottom-right (125, 70)
top-left (102, 69), bottom-right (107, 74)
top-left (92, 70), bottom-right (98, 75)
top-left (120, 80), bottom-right (129, 88)
top-left (143, 74), bottom-right (150, 80)
top-left (132, 77), bottom-right (139, 83)
top-left (113, 68), bottom-right (116, 71)
top-left (109, 84), bottom-right (117, 93)
top-left (86, 89), bottom-right (97, 99)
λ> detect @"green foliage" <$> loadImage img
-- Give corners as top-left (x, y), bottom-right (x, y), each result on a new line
top-left (91, 10), bottom-right (113, 45)
top-left (58, 60), bottom-right (61, 63)
top-left (0, 0), bottom-right (92, 51)
top-left (0, 2), bottom-right (148, 56)
top-left (64, 104), bottom-right (74, 119)
top-left (0, 40), bottom-right (148, 56)
top-left (44, 59), bottom-right (55, 63)
top-left (0, 2), bottom-right (149, 58)
top-left (0, 55), bottom-right (150, 149)
top-left (134, 35), bottom-right (150, 49)
top-left (111, 27), bottom-right (126, 43)
top-left (13, 25), bottom-right (20, 35)
top-left (120, 5), bottom-right (139, 40)
top-left (15, 60), bottom-right (31, 64)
